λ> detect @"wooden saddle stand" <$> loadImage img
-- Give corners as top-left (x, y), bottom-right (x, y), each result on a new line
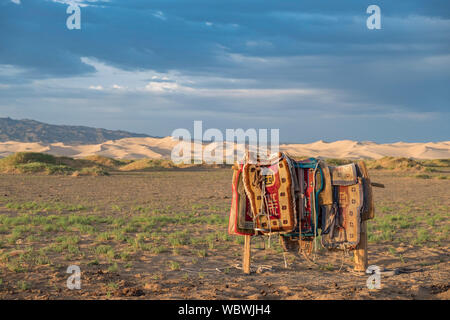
top-left (228, 152), bottom-right (384, 274)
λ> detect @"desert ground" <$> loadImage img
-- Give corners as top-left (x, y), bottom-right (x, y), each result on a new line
top-left (0, 164), bottom-right (448, 300)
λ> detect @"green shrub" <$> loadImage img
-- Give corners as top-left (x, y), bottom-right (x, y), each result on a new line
top-left (0, 152), bottom-right (56, 165)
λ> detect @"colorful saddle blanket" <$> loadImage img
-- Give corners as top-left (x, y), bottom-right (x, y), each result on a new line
top-left (228, 164), bottom-right (255, 236)
top-left (291, 158), bottom-right (324, 236)
top-left (242, 152), bottom-right (297, 233)
top-left (228, 154), bottom-right (375, 251)
top-left (320, 161), bottom-right (373, 250)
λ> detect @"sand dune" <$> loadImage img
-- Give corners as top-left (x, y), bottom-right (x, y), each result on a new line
top-left (0, 137), bottom-right (449, 160)
top-left (281, 140), bottom-right (450, 159)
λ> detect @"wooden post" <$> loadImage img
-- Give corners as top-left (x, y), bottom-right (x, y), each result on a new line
top-left (354, 220), bottom-right (368, 272)
top-left (354, 160), bottom-right (370, 272)
top-left (243, 235), bottom-right (251, 274)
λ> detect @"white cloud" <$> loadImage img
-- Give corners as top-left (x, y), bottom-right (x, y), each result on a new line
top-left (89, 85), bottom-right (103, 90)
top-left (152, 10), bottom-right (166, 21)
top-left (31, 57), bottom-right (333, 100)
top-left (11, 0), bottom-right (21, 5)
top-left (51, 0), bottom-right (110, 8)
top-left (151, 75), bottom-right (169, 81)
top-left (0, 64), bottom-right (25, 77)
top-left (144, 81), bottom-right (180, 92)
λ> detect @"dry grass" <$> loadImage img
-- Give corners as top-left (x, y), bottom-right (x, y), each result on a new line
top-left (118, 159), bottom-right (176, 171)
top-left (365, 157), bottom-right (425, 171)
top-left (0, 152), bottom-right (222, 175)
top-left (0, 152), bottom-right (110, 175)
top-left (72, 167), bottom-right (109, 176)
top-left (0, 152), bottom-right (74, 175)
top-left (83, 155), bottom-right (129, 168)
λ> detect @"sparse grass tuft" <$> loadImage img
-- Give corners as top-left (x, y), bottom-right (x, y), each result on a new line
top-left (365, 157), bottom-right (424, 171)
top-left (108, 262), bottom-right (119, 272)
top-left (17, 280), bottom-right (31, 291)
top-left (83, 155), bottom-right (125, 168)
top-left (72, 166), bottom-right (109, 176)
top-left (415, 174), bottom-right (431, 179)
top-left (169, 261), bottom-right (180, 271)
top-left (414, 228), bottom-right (431, 245)
top-left (119, 159), bottom-right (176, 171)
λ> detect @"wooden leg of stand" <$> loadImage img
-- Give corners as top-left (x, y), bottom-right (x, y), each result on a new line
top-left (243, 235), bottom-right (251, 274)
top-left (354, 221), bottom-right (368, 272)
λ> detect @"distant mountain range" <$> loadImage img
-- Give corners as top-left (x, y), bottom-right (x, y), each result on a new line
top-left (0, 117), bottom-right (151, 144)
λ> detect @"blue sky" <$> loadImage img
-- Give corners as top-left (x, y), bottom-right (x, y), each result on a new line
top-left (0, 0), bottom-right (449, 142)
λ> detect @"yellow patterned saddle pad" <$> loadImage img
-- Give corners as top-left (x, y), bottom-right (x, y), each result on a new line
top-left (242, 154), bottom-right (296, 232)
top-left (320, 180), bottom-right (363, 249)
top-left (320, 161), bottom-right (373, 250)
